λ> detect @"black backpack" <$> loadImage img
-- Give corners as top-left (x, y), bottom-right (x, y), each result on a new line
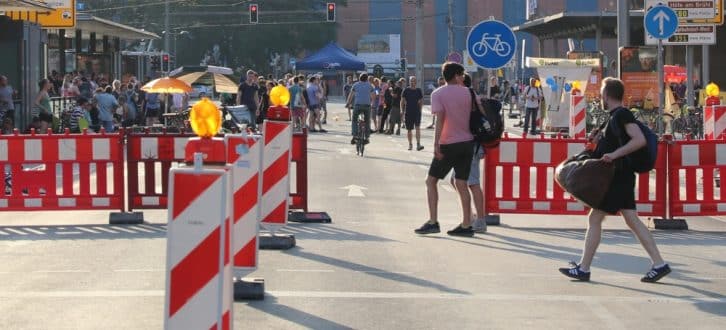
top-left (609, 107), bottom-right (659, 173)
top-left (468, 88), bottom-right (504, 149)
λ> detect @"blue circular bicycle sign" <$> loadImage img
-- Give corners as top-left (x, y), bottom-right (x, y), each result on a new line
top-left (466, 20), bottom-right (517, 70)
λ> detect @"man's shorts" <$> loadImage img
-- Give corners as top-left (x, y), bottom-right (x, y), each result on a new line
top-left (405, 110), bottom-right (421, 130)
top-left (308, 105), bottom-right (320, 112)
top-left (428, 140), bottom-right (475, 181)
top-left (453, 145), bottom-right (485, 185)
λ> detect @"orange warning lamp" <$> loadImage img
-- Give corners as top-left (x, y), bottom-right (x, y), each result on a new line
top-left (706, 83), bottom-right (721, 106)
top-left (267, 85), bottom-right (291, 121)
top-left (185, 98), bottom-right (225, 164)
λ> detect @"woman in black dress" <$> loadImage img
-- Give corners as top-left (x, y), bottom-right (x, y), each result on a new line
top-left (559, 78), bottom-right (671, 283)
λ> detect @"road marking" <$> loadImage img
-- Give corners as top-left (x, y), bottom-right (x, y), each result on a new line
top-left (0, 290), bottom-right (165, 298)
top-left (110, 226), bottom-right (137, 233)
top-left (276, 269), bottom-right (335, 273)
top-left (5, 228), bottom-right (27, 235)
top-left (92, 226), bottom-right (118, 233)
top-left (56, 231), bottom-right (82, 235)
top-left (340, 185), bottom-right (367, 197)
top-left (128, 225), bottom-right (155, 233)
top-left (0, 230), bottom-right (8, 235)
top-left (113, 269), bottom-right (164, 273)
top-left (23, 227), bottom-right (45, 235)
top-left (266, 291), bottom-right (726, 304)
top-left (76, 227), bottom-right (100, 234)
top-left (32, 270), bottom-right (91, 274)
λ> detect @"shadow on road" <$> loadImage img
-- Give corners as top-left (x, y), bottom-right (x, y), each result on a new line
top-left (284, 247), bottom-right (468, 295)
top-left (279, 223), bottom-right (398, 243)
top-left (0, 224), bottom-right (166, 241)
top-left (245, 295), bottom-right (354, 329)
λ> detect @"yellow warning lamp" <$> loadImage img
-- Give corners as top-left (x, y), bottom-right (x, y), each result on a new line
top-left (269, 85), bottom-right (291, 106)
top-left (189, 98), bottom-right (222, 138)
top-left (571, 80), bottom-right (581, 91)
top-left (706, 83), bottom-right (720, 97)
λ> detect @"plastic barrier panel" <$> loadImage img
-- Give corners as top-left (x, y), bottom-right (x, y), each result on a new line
top-left (483, 135), bottom-right (667, 217)
top-left (668, 139), bottom-right (726, 217)
top-left (289, 130), bottom-right (308, 212)
top-left (0, 130), bottom-right (124, 211)
top-left (260, 121), bottom-right (292, 231)
top-left (126, 132), bottom-right (194, 210)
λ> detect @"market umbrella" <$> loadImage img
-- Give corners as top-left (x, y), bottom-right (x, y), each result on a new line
top-left (169, 65), bottom-right (238, 94)
top-left (141, 77), bottom-right (193, 126)
top-left (141, 77), bottom-right (193, 94)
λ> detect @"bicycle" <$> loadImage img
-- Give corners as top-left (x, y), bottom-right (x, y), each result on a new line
top-left (671, 106), bottom-right (703, 140)
top-left (472, 33), bottom-right (512, 58)
top-left (586, 99), bottom-right (609, 132)
top-left (355, 113), bottom-right (367, 157)
top-left (632, 108), bottom-right (674, 136)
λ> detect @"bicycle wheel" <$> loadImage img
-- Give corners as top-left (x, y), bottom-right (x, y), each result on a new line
top-left (472, 42), bottom-right (488, 57)
top-left (496, 42), bottom-right (512, 57)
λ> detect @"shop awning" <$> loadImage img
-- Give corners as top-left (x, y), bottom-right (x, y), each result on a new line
top-left (511, 10), bottom-right (645, 40)
top-left (0, 0), bottom-right (53, 12)
top-left (75, 13), bottom-right (159, 40)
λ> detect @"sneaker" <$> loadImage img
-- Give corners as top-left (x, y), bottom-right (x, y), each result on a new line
top-left (559, 262), bottom-right (591, 281)
top-left (416, 145), bottom-right (424, 151)
top-left (408, 144), bottom-right (413, 151)
top-left (396, 128), bottom-right (400, 135)
top-left (351, 137), bottom-right (357, 145)
top-left (472, 218), bottom-right (487, 233)
top-left (322, 120), bottom-right (327, 124)
top-left (447, 225), bottom-right (475, 237)
top-left (641, 264), bottom-right (671, 283)
top-left (310, 129), bottom-right (318, 133)
top-left (319, 129), bottom-right (327, 133)
top-left (426, 124), bottom-right (434, 129)
top-left (414, 221), bottom-right (440, 234)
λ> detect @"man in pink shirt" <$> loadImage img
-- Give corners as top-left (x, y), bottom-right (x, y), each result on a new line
top-left (414, 62), bottom-right (476, 237)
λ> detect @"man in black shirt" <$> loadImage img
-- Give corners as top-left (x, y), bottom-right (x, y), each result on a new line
top-left (386, 78), bottom-right (404, 135)
top-left (401, 76), bottom-right (424, 151)
top-left (236, 70), bottom-right (259, 129)
top-left (559, 77), bottom-right (670, 283)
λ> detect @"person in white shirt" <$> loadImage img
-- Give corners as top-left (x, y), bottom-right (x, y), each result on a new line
top-left (522, 78), bottom-right (543, 135)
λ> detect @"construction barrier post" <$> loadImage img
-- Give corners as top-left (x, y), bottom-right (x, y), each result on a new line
top-left (225, 133), bottom-right (265, 300)
top-left (165, 138), bottom-right (232, 330)
top-left (704, 105), bottom-right (726, 140)
top-left (569, 94), bottom-right (586, 139)
top-left (259, 118), bottom-right (295, 250)
top-left (288, 128), bottom-right (332, 223)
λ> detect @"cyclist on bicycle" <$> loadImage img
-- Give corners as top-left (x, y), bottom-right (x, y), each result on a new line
top-left (347, 73), bottom-right (375, 145)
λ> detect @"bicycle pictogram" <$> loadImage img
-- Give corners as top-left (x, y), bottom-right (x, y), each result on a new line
top-left (471, 33), bottom-right (512, 58)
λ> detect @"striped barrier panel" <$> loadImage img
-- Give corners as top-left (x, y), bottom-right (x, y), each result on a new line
top-left (165, 167), bottom-right (232, 330)
top-left (704, 105), bottom-right (726, 140)
top-left (0, 129), bottom-right (124, 211)
top-left (569, 95), bottom-right (586, 139)
top-left (261, 120), bottom-right (292, 231)
top-left (483, 134), bottom-right (667, 218)
top-left (667, 138), bottom-right (726, 217)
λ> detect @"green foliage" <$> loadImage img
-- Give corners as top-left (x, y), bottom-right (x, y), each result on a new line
top-left (81, 0), bottom-right (346, 72)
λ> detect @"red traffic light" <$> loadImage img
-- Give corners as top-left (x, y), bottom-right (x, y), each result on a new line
top-left (328, 3), bottom-right (335, 10)
top-left (326, 2), bottom-right (335, 22)
top-left (250, 5), bottom-right (257, 12)
top-left (162, 54), bottom-right (169, 61)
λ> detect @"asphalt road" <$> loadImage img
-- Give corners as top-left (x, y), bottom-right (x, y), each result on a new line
top-left (1, 100), bottom-right (725, 329)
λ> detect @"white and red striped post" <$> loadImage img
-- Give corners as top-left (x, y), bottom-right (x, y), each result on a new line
top-left (569, 94), bottom-right (586, 139)
top-left (261, 120), bottom-right (293, 232)
top-left (704, 105), bottom-right (726, 140)
top-left (165, 147), bottom-right (233, 329)
top-left (225, 133), bottom-right (266, 299)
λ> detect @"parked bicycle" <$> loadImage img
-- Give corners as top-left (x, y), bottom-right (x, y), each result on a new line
top-left (632, 108), bottom-right (674, 136)
top-left (671, 106), bottom-right (703, 140)
top-left (586, 99), bottom-right (608, 132)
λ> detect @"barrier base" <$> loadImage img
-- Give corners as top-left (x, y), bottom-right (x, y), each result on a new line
top-left (259, 233), bottom-right (296, 250)
top-left (233, 277), bottom-right (265, 300)
top-left (108, 212), bottom-right (144, 225)
top-left (288, 211), bottom-right (332, 223)
top-left (653, 218), bottom-right (689, 230)
top-left (484, 215), bottom-right (501, 226)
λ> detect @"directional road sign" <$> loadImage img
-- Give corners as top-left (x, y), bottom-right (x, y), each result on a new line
top-left (466, 20), bottom-right (516, 70)
top-left (646, 4), bottom-right (680, 39)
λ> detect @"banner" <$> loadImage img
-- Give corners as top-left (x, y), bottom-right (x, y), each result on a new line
top-left (567, 51), bottom-right (603, 101)
top-left (356, 34), bottom-right (401, 64)
top-left (619, 47), bottom-right (659, 109)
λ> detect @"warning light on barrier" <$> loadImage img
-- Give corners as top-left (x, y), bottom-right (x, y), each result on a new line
top-left (190, 98), bottom-right (221, 138)
top-left (269, 85), bottom-right (290, 106)
top-left (706, 83), bottom-right (720, 97)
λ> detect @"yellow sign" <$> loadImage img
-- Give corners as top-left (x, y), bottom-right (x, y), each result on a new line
top-left (5, 0), bottom-right (75, 28)
top-left (685, 0), bottom-right (724, 25)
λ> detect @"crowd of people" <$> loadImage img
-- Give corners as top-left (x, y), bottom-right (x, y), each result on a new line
top-left (0, 70), bottom-right (176, 134)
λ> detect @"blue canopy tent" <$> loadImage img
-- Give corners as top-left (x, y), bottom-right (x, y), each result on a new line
top-left (295, 42), bottom-right (366, 71)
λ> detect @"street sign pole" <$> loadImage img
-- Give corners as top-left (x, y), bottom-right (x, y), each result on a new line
top-left (658, 38), bottom-right (664, 126)
top-left (645, 3), bottom-right (679, 135)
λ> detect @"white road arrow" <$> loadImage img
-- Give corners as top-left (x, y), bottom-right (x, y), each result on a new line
top-left (340, 185), bottom-right (368, 197)
top-left (654, 9), bottom-right (671, 36)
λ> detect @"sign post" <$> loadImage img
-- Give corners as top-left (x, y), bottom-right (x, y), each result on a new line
top-left (645, 4), bottom-right (679, 134)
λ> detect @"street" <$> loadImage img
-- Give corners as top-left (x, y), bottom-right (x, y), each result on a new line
top-left (1, 101), bottom-right (725, 329)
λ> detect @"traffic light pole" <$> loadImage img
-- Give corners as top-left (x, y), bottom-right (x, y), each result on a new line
top-left (164, 0), bottom-right (170, 76)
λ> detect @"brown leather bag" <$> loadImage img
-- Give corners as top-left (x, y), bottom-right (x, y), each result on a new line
top-left (555, 156), bottom-right (615, 209)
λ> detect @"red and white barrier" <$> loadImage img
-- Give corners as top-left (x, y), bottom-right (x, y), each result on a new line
top-left (225, 134), bottom-right (262, 274)
top-left (483, 134), bottom-right (667, 218)
top-left (704, 105), bottom-right (726, 140)
top-left (667, 140), bottom-right (726, 217)
top-left (569, 95), bottom-right (586, 139)
top-left (261, 121), bottom-right (292, 231)
top-left (0, 130), bottom-right (124, 211)
top-left (165, 167), bottom-right (232, 330)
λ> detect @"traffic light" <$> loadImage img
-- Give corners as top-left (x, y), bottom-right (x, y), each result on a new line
top-left (249, 4), bottom-right (258, 24)
top-left (151, 56), bottom-right (160, 71)
top-left (162, 54), bottom-right (170, 72)
top-left (400, 58), bottom-right (407, 72)
top-left (326, 3), bottom-right (335, 22)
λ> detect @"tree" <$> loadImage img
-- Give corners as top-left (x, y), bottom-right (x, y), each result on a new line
top-left (81, 0), bottom-right (345, 73)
